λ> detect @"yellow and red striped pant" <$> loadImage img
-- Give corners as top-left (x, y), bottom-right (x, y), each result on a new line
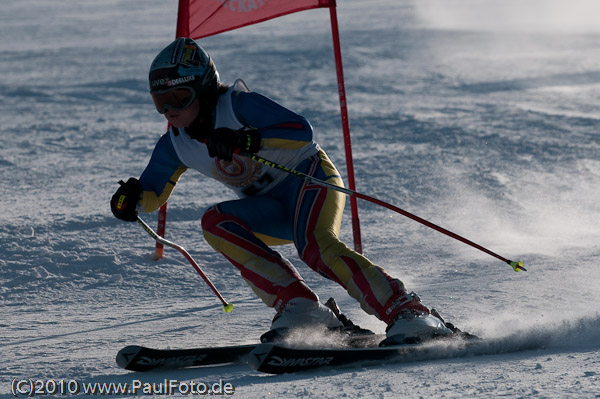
top-left (201, 150), bottom-right (408, 324)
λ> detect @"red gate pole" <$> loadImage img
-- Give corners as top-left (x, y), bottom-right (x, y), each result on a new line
top-left (153, 203), bottom-right (168, 260)
top-left (329, 2), bottom-right (363, 253)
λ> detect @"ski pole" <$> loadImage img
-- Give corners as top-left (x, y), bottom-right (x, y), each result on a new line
top-left (136, 216), bottom-right (235, 312)
top-left (244, 152), bottom-right (525, 272)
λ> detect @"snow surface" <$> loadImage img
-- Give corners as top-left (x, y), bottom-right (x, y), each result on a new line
top-left (2, 0), bottom-right (600, 397)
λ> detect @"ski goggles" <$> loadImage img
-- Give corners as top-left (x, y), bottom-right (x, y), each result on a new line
top-left (151, 87), bottom-right (197, 114)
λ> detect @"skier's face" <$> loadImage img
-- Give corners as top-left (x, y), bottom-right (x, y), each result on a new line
top-left (163, 99), bottom-right (200, 128)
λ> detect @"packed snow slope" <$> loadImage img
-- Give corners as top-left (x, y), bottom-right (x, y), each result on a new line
top-left (1, 0), bottom-right (599, 398)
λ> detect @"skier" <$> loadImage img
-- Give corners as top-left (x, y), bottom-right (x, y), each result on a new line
top-left (111, 37), bottom-right (453, 345)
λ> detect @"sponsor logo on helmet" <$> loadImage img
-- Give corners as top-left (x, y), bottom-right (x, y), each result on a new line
top-left (178, 65), bottom-right (207, 76)
top-left (180, 44), bottom-right (202, 66)
top-left (150, 75), bottom-right (196, 89)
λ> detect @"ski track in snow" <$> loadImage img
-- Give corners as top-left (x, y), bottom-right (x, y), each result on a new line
top-left (2, 0), bottom-right (600, 398)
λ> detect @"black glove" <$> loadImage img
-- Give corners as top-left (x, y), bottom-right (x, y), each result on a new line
top-left (206, 128), bottom-right (261, 161)
top-left (111, 178), bottom-right (142, 222)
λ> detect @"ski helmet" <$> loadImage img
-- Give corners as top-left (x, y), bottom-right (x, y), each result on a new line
top-left (148, 38), bottom-right (220, 103)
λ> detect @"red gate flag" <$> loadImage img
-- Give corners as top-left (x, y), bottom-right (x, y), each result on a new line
top-left (177, 0), bottom-right (335, 38)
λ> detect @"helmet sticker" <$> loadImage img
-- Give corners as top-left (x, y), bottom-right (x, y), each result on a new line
top-left (177, 43), bottom-right (209, 76)
top-left (150, 75), bottom-right (196, 90)
top-left (178, 66), bottom-right (207, 76)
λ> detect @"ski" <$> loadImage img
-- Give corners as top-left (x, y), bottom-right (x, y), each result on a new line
top-left (115, 297), bottom-right (382, 372)
top-left (117, 332), bottom-right (486, 374)
top-left (116, 344), bottom-right (256, 372)
top-left (249, 338), bottom-right (479, 374)
top-left (115, 333), bottom-right (382, 372)
top-left (115, 299), bottom-right (479, 374)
